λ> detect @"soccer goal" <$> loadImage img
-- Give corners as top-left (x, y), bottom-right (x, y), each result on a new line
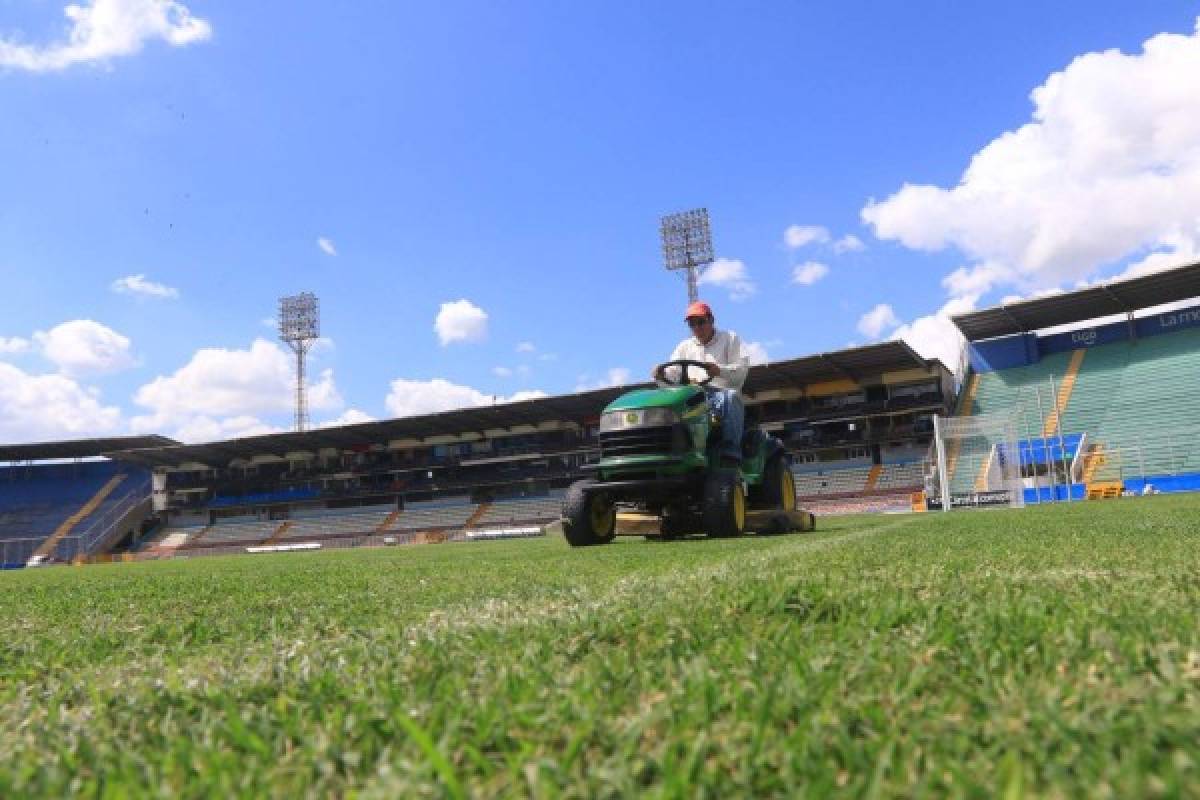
top-left (929, 412), bottom-right (1025, 511)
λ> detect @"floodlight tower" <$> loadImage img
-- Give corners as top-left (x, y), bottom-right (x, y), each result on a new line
top-left (278, 292), bottom-right (320, 432)
top-left (660, 208), bottom-right (714, 303)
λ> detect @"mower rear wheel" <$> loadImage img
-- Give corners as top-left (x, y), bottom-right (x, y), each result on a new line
top-left (562, 479), bottom-right (617, 547)
top-left (760, 455), bottom-right (797, 512)
top-left (703, 471), bottom-right (746, 538)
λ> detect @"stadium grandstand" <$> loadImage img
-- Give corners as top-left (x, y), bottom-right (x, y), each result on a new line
top-left (0, 342), bottom-right (953, 565)
top-left (0, 437), bottom-right (172, 569)
top-left (944, 259), bottom-right (1200, 505)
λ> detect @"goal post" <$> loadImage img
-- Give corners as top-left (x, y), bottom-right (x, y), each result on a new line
top-left (929, 411), bottom-right (1025, 511)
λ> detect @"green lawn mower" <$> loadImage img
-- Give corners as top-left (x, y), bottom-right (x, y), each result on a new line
top-left (562, 359), bottom-right (816, 546)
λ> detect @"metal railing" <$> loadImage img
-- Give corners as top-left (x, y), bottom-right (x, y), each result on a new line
top-left (70, 476), bottom-right (153, 555)
top-left (1, 536), bottom-right (82, 568)
top-left (1084, 431), bottom-right (1200, 487)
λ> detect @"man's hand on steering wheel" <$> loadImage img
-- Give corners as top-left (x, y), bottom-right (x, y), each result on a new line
top-left (653, 359), bottom-right (718, 387)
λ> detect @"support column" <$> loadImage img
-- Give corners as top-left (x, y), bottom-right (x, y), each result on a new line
top-left (933, 415), bottom-right (950, 513)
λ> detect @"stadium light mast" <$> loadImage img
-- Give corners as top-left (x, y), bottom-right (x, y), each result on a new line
top-left (279, 292), bottom-right (320, 432)
top-left (660, 208), bottom-right (714, 303)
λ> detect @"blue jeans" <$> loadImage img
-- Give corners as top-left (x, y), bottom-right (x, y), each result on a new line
top-left (706, 388), bottom-right (744, 461)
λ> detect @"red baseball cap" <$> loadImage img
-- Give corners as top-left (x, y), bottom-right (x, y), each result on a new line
top-left (684, 301), bottom-right (713, 320)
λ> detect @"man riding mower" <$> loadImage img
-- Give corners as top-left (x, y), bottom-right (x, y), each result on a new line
top-left (561, 302), bottom-right (815, 545)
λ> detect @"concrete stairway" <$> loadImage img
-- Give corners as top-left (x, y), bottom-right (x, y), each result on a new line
top-left (1042, 349), bottom-right (1086, 436)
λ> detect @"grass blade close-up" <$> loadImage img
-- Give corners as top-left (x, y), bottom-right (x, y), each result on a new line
top-left (3, 494), bottom-right (1199, 797)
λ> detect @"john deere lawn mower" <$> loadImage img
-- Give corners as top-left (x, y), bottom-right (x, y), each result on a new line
top-left (561, 360), bottom-right (816, 546)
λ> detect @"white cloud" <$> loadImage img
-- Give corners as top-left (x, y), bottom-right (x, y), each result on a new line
top-left (863, 19), bottom-right (1200, 296)
top-left (889, 294), bottom-right (979, 373)
top-left (384, 378), bottom-right (544, 418)
top-left (170, 415), bottom-right (284, 444)
top-left (309, 336), bottom-right (336, 356)
top-left (131, 338), bottom-right (342, 439)
top-left (306, 367), bottom-right (341, 410)
top-left (606, 367), bottom-right (631, 386)
top-left (507, 390), bottom-right (548, 403)
top-left (791, 261), bottom-right (830, 286)
top-left (34, 319), bottom-right (135, 376)
top-left (0, 0), bottom-right (211, 72)
top-left (743, 341), bottom-right (769, 365)
top-left (0, 337), bottom-right (30, 354)
top-left (0, 361), bottom-right (121, 442)
top-left (857, 304), bottom-right (901, 339)
top-left (833, 234), bottom-right (866, 254)
top-left (1111, 232), bottom-right (1200, 281)
top-left (111, 273), bottom-right (179, 299)
top-left (386, 379), bottom-right (493, 416)
top-left (492, 366), bottom-right (513, 378)
top-left (318, 408), bottom-right (375, 429)
top-left (575, 367), bottom-right (633, 391)
top-left (698, 257), bottom-right (756, 301)
top-left (516, 341), bottom-right (536, 353)
top-left (317, 237), bottom-right (337, 256)
top-left (434, 299), bottom-right (488, 345)
top-left (941, 261), bottom-right (1010, 298)
top-left (1005, 287), bottom-right (1066, 305)
top-left (784, 225), bottom-right (830, 250)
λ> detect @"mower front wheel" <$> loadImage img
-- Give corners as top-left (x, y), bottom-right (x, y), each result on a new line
top-left (703, 471), bottom-right (746, 538)
top-left (562, 480), bottom-right (617, 547)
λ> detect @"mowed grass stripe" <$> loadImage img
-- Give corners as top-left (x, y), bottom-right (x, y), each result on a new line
top-left (1, 521), bottom-right (899, 695)
top-left (3, 497), bottom-right (1200, 797)
top-left (0, 523), bottom-right (867, 663)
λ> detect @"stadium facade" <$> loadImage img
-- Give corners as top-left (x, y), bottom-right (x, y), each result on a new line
top-left (944, 259), bottom-right (1200, 505)
top-left (8, 257), bottom-right (1199, 567)
top-left (1, 342), bottom-right (953, 565)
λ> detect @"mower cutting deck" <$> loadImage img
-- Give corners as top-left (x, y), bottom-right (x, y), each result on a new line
top-left (614, 508), bottom-right (817, 538)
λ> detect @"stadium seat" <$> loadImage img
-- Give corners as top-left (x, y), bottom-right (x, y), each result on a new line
top-left (468, 492), bottom-right (565, 529)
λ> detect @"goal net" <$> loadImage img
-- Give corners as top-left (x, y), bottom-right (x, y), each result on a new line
top-left (929, 412), bottom-right (1025, 511)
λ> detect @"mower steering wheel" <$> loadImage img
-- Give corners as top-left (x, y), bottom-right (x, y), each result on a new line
top-left (654, 359), bottom-right (715, 387)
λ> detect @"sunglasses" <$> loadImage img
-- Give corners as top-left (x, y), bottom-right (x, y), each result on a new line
top-left (686, 317), bottom-right (711, 328)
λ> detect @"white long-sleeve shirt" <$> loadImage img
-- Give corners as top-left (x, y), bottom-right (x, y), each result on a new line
top-left (668, 329), bottom-right (749, 392)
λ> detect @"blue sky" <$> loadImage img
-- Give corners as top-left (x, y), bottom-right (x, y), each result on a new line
top-left (2, 1), bottom-right (1199, 442)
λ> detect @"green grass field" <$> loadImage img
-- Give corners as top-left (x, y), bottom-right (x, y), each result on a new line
top-left (3, 495), bottom-right (1200, 797)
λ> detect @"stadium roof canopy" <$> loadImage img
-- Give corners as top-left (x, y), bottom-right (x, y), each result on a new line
top-left (108, 387), bottom-right (635, 468)
top-left (106, 341), bottom-right (936, 468)
top-left (0, 435), bottom-right (179, 463)
top-left (951, 260), bottom-right (1200, 342)
top-left (742, 340), bottom-right (931, 393)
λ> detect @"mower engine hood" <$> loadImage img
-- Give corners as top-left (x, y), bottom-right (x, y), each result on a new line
top-left (603, 386), bottom-right (701, 413)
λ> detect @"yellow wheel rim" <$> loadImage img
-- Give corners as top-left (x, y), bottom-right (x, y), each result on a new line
top-left (733, 484), bottom-right (745, 531)
top-left (781, 470), bottom-right (796, 511)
